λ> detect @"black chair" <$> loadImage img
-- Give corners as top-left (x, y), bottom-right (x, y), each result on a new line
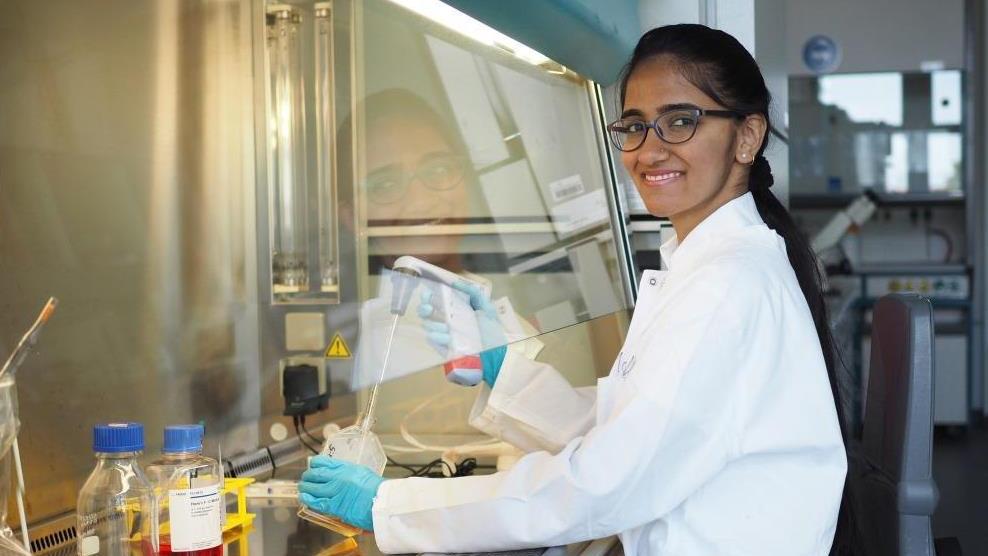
top-left (852, 294), bottom-right (961, 555)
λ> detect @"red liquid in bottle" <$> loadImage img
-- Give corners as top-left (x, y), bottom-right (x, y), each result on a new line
top-left (157, 537), bottom-right (224, 556)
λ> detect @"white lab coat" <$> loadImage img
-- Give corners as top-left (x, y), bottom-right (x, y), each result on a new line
top-left (372, 193), bottom-right (847, 555)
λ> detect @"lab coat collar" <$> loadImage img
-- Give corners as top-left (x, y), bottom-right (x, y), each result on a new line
top-left (658, 192), bottom-right (765, 271)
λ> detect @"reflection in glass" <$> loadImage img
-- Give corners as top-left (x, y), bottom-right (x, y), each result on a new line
top-left (819, 73), bottom-right (902, 126)
top-left (328, 0), bottom-right (632, 395)
top-left (267, 5), bottom-right (309, 291)
top-left (354, 69), bottom-right (622, 331)
top-left (931, 71), bottom-right (962, 126)
top-left (790, 69), bottom-right (964, 198)
top-left (249, 0), bottom-right (632, 417)
top-left (928, 132), bottom-right (962, 192)
top-left (366, 308), bottom-right (632, 437)
top-left (363, 153), bottom-right (466, 205)
top-left (885, 133), bottom-right (909, 193)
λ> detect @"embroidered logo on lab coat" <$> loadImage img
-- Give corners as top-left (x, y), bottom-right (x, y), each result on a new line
top-left (619, 352), bottom-right (636, 379)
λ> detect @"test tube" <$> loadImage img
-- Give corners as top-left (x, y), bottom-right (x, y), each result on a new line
top-left (314, 3), bottom-right (340, 296)
top-left (267, 5), bottom-right (309, 291)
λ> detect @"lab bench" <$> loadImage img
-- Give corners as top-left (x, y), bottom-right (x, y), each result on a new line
top-left (47, 458), bottom-right (616, 556)
top-left (221, 462), bottom-right (614, 556)
top-left (221, 499), bottom-right (607, 556)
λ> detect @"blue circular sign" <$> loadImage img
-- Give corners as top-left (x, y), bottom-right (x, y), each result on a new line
top-left (803, 35), bottom-right (841, 74)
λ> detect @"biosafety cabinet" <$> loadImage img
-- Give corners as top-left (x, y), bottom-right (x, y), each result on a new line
top-left (252, 0), bottom-right (639, 447)
top-left (0, 0), bottom-right (637, 540)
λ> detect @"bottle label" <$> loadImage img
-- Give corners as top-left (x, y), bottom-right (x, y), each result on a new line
top-left (167, 484), bottom-right (223, 551)
top-left (78, 535), bottom-right (99, 556)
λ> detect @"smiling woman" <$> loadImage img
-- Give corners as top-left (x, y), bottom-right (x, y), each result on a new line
top-left (299, 24), bottom-right (851, 556)
top-left (612, 23), bottom-right (855, 554)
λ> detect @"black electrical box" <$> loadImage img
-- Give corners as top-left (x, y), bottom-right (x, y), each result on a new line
top-left (282, 363), bottom-right (329, 416)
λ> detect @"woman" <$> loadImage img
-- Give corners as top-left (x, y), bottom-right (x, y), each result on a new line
top-left (299, 24), bottom-right (850, 555)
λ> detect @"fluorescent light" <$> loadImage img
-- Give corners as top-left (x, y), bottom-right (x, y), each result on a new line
top-left (387, 0), bottom-right (551, 67)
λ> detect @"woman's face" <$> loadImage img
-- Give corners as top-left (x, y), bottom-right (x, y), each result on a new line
top-left (621, 56), bottom-right (757, 238)
top-left (363, 116), bottom-right (467, 263)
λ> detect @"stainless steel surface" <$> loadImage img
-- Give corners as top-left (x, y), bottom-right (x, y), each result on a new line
top-left (232, 496), bottom-right (589, 556)
top-left (25, 511), bottom-right (75, 555)
top-left (0, 0), bottom-right (264, 525)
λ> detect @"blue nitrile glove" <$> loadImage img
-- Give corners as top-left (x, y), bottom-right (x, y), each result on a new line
top-left (417, 281), bottom-right (507, 388)
top-left (297, 456), bottom-right (385, 531)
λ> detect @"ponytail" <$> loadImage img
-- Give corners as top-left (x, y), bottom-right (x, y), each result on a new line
top-left (748, 155), bottom-right (858, 556)
top-left (746, 155), bottom-right (840, 426)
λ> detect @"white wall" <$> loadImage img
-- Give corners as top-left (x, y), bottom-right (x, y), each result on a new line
top-left (786, 0), bottom-right (964, 76)
top-left (639, 0), bottom-right (706, 28)
top-left (751, 0), bottom-right (788, 203)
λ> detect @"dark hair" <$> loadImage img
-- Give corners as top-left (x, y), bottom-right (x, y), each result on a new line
top-left (360, 88), bottom-right (469, 161)
top-left (619, 24), bottom-right (856, 554)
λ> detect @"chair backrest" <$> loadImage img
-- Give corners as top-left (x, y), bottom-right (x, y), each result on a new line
top-left (858, 293), bottom-right (939, 555)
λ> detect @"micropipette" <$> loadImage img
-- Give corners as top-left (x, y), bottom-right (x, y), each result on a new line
top-left (390, 257), bottom-right (487, 385)
top-left (319, 257), bottom-right (483, 469)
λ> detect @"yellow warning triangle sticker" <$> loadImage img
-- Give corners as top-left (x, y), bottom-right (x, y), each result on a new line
top-left (325, 332), bottom-right (352, 359)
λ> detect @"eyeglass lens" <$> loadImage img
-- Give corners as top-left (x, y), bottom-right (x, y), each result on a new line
top-left (365, 155), bottom-right (465, 204)
top-left (608, 109), bottom-right (700, 151)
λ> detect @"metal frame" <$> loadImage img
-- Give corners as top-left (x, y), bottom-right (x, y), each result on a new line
top-left (590, 82), bottom-right (638, 304)
top-left (964, 0), bottom-right (985, 417)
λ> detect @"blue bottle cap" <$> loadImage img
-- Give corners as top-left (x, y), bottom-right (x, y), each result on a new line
top-left (162, 424), bottom-right (204, 453)
top-left (93, 423), bottom-right (145, 453)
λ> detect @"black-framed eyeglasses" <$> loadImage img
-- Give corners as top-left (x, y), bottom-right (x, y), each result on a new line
top-left (363, 154), bottom-right (466, 205)
top-left (607, 107), bottom-right (744, 152)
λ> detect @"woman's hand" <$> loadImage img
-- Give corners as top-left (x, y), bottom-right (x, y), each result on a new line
top-left (417, 280), bottom-right (506, 387)
top-left (298, 456), bottom-right (385, 531)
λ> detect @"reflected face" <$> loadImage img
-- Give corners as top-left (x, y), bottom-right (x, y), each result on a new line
top-left (364, 117), bottom-right (467, 223)
top-left (363, 116), bottom-right (468, 261)
top-left (621, 57), bottom-right (746, 236)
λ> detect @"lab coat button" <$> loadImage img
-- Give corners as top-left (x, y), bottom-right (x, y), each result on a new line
top-left (649, 278), bottom-right (657, 286)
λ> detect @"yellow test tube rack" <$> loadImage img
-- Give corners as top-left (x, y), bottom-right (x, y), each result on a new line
top-left (221, 477), bottom-right (256, 533)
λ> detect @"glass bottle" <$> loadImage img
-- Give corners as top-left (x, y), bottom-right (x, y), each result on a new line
top-left (145, 425), bottom-right (223, 556)
top-left (76, 423), bottom-right (155, 556)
